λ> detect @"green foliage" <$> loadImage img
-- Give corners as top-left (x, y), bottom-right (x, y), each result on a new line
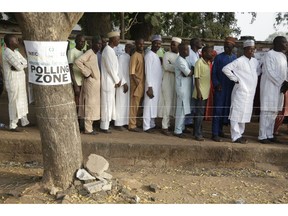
top-left (126, 12), bottom-right (241, 39)
top-left (78, 12), bottom-right (241, 40)
top-left (275, 12), bottom-right (288, 26)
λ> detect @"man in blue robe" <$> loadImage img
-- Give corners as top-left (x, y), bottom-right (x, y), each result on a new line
top-left (211, 37), bottom-right (237, 142)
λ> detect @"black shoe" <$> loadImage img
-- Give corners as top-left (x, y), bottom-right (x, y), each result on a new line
top-left (161, 129), bottom-right (172, 136)
top-left (114, 126), bottom-right (126, 131)
top-left (100, 129), bottom-right (112, 134)
top-left (144, 128), bottom-right (155, 133)
top-left (195, 136), bottom-right (205, 141)
top-left (128, 127), bottom-right (142, 132)
top-left (259, 139), bottom-right (271, 144)
top-left (183, 128), bottom-right (191, 134)
top-left (174, 133), bottom-right (187, 138)
top-left (268, 137), bottom-right (281, 144)
top-left (219, 132), bottom-right (227, 138)
top-left (212, 135), bottom-right (222, 142)
top-left (10, 127), bottom-right (23, 132)
top-left (185, 124), bottom-right (194, 129)
top-left (84, 130), bottom-right (99, 135)
top-left (233, 137), bottom-right (248, 144)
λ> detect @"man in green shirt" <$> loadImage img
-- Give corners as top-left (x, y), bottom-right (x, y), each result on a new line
top-left (192, 46), bottom-right (213, 141)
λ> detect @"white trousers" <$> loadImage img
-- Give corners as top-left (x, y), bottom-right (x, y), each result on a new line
top-left (230, 120), bottom-right (245, 142)
top-left (10, 115), bottom-right (29, 129)
top-left (143, 117), bottom-right (156, 131)
top-left (162, 115), bottom-right (170, 130)
top-left (258, 110), bottom-right (277, 140)
top-left (100, 121), bottom-right (110, 130)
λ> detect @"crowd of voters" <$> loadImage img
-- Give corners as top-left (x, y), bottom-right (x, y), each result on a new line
top-left (1, 31), bottom-right (288, 145)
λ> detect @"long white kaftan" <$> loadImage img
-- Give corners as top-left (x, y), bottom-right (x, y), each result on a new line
top-left (2, 48), bottom-right (29, 128)
top-left (175, 56), bottom-right (192, 116)
top-left (115, 53), bottom-right (130, 126)
top-left (143, 50), bottom-right (163, 130)
top-left (158, 51), bottom-right (178, 119)
top-left (222, 56), bottom-right (259, 123)
top-left (100, 45), bottom-right (120, 129)
top-left (174, 56), bottom-right (192, 134)
top-left (260, 50), bottom-right (288, 112)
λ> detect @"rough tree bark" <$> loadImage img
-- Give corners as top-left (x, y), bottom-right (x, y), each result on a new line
top-left (120, 12), bottom-right (125, 40)
top-left (80, 13), bottom-right (112, 37)
top-left (15, 12), bottom-right (84, 190)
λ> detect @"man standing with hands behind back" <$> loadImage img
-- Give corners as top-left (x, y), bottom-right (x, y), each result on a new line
top-left (100, 31), bottom-right (122, 133)
top-left (143, 35), bottom-right (163, 132)
top-left (128, 38), bottom-right (145, 132)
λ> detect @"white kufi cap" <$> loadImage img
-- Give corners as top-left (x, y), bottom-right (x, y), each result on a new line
top-left (151, 34), bottom-right (162, 42)
top-left (243, 40), bottom-right (255, 48)
top-left (172, 37), bottom-right (182, 44)
top-left (107, 31), bottom-right (120, 38)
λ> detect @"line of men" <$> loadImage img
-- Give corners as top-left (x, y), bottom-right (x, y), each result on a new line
top-left (2, 32), bottom-right (288, 145)
top-left (68, 30), bottom-right (288, 144)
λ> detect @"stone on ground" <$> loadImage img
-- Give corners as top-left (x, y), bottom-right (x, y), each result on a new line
top-left (85, 154), bottom-right (109, 176)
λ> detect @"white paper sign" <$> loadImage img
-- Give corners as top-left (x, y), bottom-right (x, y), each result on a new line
top-left (24, 41), bottom-right (71, 85)
top-left (213, 45), bottom-right (224, 54)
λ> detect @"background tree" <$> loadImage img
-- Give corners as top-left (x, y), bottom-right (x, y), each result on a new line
top-left (77, 12), bottom-right (241, 40)
top-left (78, 13), bottom-right (112, 37)
top-left (15, 12), bottom-right (84, 190)
top-left (275, 12), bottom-right (288, 26)
top-left (265, 31), bottom-right (288, 41)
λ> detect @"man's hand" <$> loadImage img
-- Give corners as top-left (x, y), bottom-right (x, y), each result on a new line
top-left (146, 87), bottom-right (154, 99)
top-left (280, 80), bottom-right (288, 93)
top-left (188, 69), bottom-right (194, 77)
top-left (123, 83), bottom-right (128, 93)
top-left (132, 75), bottom-right (139, 86)
top-left (115, 80), bottom-right (121, 88)
top-left (197, 91), bottom-right (203, 100)
top-left (74, 85), bottom-right (81, 96)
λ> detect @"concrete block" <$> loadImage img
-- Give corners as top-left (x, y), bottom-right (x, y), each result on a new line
top-left (102, 182), bottom-right (112, 191)
top-left (97, 171), bottom-right (113, 180)
top-left (95, 176), bottom-right (108, 184)
top-left (85, 154), bottom-right (109, 176)
top-left (83, 181), bottom-right (106, 194)
top-left (76, 168), bottom-right (96, 181)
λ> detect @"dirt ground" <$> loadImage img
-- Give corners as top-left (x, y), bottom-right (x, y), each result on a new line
top-left (1, 161), bottom-right (288, 204)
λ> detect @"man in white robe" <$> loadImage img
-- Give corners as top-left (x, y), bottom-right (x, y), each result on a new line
top-left (143, 35), bottom-right (163, 132)
top-left (100, 31), bottom-right (121, 133)
top-left (184, 38), bottom-right (202, 128)
top-left (174, 43), bottom-right (193, 138)
top-left (258, 36), bottom-right (288, 144)
top-left (2, 34), bottom-right (29, 131)
top-left (158, 37), bottom-right (182, 136)
top-left (115, 43), bottom-right (133, 129)
top-left (222, 40), bottom-right (259, 144)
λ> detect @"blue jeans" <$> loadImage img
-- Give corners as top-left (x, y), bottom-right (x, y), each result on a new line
top-left (193, 98), bottom-right (207, 138)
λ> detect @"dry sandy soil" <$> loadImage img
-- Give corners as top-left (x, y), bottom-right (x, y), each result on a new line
top-left (1, 161), bottom-right (288, 204)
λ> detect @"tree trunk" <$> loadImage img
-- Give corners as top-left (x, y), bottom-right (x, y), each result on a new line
top-left (129, 13), bottom-right (153, 41)
top-left (81, 13), bottom-right (111, 37)
top-left (120, 12), bottom-right (125, 40)
top-left (15, 12), bottom-right (83, 190)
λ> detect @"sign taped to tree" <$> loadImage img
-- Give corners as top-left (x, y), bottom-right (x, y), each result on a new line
top-left (24, 41), bottom-right (71, 85)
